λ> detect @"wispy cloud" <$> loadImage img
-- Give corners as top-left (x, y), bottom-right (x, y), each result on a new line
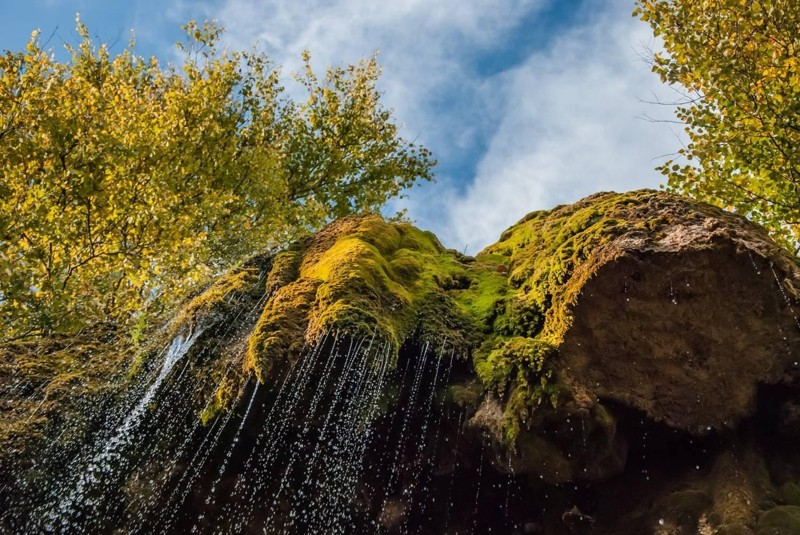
top-left (196, 0), bottom-right (683, 252)
top-left (431, 2), bottom-right (685, 251)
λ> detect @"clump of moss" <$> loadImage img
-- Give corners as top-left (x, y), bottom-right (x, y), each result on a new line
top-left (483, 191), bottom-right (667, 343)
top-left (266, 246), bottom-right (304, 293)
top-left (172, 253), bottom-right (272, 336)
top-left (246, 215), bottom-right (496, 381)
top-left (447, 380), bottom-right (484, 408)
top-left (218, 191), bottom-right (774, 437)
top-left (200, 374), bottom-right (238, 426)
top-left (247, 278), bottom-right (321, 382)
top-left (465, 190), bottom-right (736, 441)
top-left (473, 336), bottom-right (560, 442)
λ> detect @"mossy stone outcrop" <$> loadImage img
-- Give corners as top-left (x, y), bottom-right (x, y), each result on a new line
top-left (4, 189), bottom-right (800, 534)
top-left (246, 215), bottom-right (500, 382)
top-left (181, 189), bottom-right (800, 437)
top-left (480, 190), bottom-right (800, 434)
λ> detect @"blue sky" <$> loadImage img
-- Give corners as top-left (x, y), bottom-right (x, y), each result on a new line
top-left (1, 0), bottom-right (683, 253)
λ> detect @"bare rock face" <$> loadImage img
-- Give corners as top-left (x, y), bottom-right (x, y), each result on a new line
top-left (483, 190), bottom-right (800, 434)
top-left (558, 198), bottom-right (800, 431)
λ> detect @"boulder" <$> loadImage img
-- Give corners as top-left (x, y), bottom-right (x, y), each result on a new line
top-left (483, 190), bottom-right (800, 432)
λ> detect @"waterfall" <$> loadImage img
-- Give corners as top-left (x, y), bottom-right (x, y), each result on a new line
top-left (3, 327), bottom-right (490, 534)
top-left (40, 329), bottom-right (203, 532)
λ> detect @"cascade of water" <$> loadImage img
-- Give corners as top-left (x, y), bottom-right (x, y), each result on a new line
top-left (127, 357), bottom-right (256, 530)
top-left (223, 335), bottom-right (334, 533)
top-left (7, 287), bottom-right (482, 534)
top-left (505, 455), bottom-right (514, 522)
top-left (370, 355), bottom-right (413, 493)
top-left (402, 347), bottom-right (445, 527)
top-left (770, 264), bottom-right (800, 331)
top-left (443, 409), bottom-right (466, 532)
top-left (215, 362), bottom-right (300, 531)
top-left (156, 414), bottom-right (224, 531)
top-left (166, 403), bottom-right (238, 532)
top-left (416, 349), bottom-right (456, 522)
top-left (200, 380), bottom-right (260, 516)
top-left (262, 338), bottom-right (362, 531)
top-left (307, 340), bottom-right (391, 532)
top-left (381, 342), bottom-right (431, 517)
top-left (299, 338), bottom-right (372, 500)
top-left (178, 331), bottom-right (404, 534)
top-left (41, 329), bottom-right (202, 531)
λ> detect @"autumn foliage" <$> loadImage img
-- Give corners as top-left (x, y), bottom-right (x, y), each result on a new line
top-left (0, 20), bottom-right (434, 339)
top-left (635, 0), bottom-right (800, 251)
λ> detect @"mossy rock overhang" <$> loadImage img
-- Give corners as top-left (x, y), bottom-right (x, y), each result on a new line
top-left (245, 215), bottom-right (499, 382)
top-left (485, 189), bottom-right (800, 432)
top-left (243, 189), bottom-right (799, 433)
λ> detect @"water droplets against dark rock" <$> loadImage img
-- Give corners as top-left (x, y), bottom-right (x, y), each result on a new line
top-left (2, 190), bottom-right (800, 534)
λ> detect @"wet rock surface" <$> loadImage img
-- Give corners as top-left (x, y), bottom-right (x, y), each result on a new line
top-left (558, 214), bottom-right (800, 432)
top-left (2, 190), bottom-right (800, 534)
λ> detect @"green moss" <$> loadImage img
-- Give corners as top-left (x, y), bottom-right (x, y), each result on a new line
top-left (267, 246), bottom-right (303, 293)
top-left (482, 189), bottom-right (737, 348)
top-left (172, 256), bottom-right (269, 336)
top-left (247, 278), bottom-right (320, 382)
top-left (200, 375), bottom-right (238, 426)
top-left (447, 380), bottom-right (484, 408)
top-left (482, 191), bottom-right (671, 344)
top-left (222, 191), bottom-right (739, 432)
top-left (451, 256), bottom-right (508, 330)
top-left (473, 336), bottom-right (560, 442)
top-left (157, 254), bottom-right (271, 420)
top-left (243, 195), bottom-right (688, 436)
top-left (246, 215), bottom-right (494, 381)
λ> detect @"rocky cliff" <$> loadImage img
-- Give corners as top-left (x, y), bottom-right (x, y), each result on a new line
top-left (2, 190), bottom-right (800, 534)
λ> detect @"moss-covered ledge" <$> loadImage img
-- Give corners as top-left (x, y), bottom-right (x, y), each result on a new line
top-left (233, 190), bottom-right (799, 441)
top-left (245, 215), bottom-right (506, 382)
top-left (7, 189), bottom-right (799, 462)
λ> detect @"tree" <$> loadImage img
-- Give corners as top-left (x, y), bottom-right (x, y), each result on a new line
top-left (634, 0), bottom-right (800, 251)
top-left (0, 19), bottom-right (435, 340)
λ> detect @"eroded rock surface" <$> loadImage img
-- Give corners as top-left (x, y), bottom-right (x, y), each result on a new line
top-left (553, 194), bottom-right (798, 431)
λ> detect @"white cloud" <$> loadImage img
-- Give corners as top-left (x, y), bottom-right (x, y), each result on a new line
top-left (201, 0), bottom-right (684, 253)
top-left (207, 0), bottom-right (541, 140)
top-left (422, 2), bottom-right (686, 251)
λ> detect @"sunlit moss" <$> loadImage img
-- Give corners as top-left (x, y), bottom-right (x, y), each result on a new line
top-left (172, 253), bottom-right (271, 336)
top-left (200, 375), bottom-right (238, 426)
top-left (10, 190), bottom-right (769, 449)
top-left (468, 190), bottom-right (713, 440)
top-left (245, 215), bottom-right (493, 381)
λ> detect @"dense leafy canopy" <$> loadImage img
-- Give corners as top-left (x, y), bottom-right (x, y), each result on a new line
top-left (0, 20), bottom-right (434, 340)
top-left (635, 0), bottom-right (800, 250)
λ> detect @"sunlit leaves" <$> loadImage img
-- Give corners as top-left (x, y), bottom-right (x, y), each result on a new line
top-left (0, 20), bottom-right (434, 340)
top-left (635, 0), bottom-right (800, 251)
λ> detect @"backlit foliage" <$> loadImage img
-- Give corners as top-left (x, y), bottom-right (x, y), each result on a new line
top-left (0, 19), bottom-right (434, 339)
top-left (635, 0), bottom-right (800, 250)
